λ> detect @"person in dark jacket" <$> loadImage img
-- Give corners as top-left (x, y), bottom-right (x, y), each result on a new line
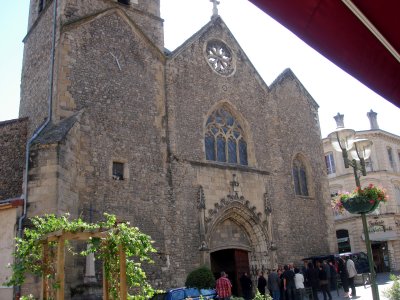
top-left (318, 261), bottom-right (332, 300)
top-left (338, 257), bottom-right (350, 298)
top-left (328, 260), bottom-right (337, 291)
top-left (305, 262), bottom-right (319, 300)
top-left (268, 268), bottom-right (281, 300)
top-left (240, 272), bottom-right (253, 300)
top-left (257, 272), bottom-right (268, 296)
top-left (282, 265), bottom-right (296, 300)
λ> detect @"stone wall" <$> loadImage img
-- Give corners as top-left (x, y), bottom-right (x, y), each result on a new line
top-left (0, 118), bottom-right (28, 201)
top-left (20, 0), bottom-right (54, 136)
top-left (271, 70), bottom-right (336, 257)
top-left (0, 207), bottom-right (20, 299)
top-left (166, 17), bottom-right (334, 272)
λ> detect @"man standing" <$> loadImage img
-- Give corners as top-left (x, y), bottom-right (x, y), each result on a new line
top-left (268, 268), bottom-right (281, 300)
top-left (240, 272), bottom-right (253, 300)
top-left (282, 265), bottom-right (296, 300)
top-left (346, 256), bottom-right (357, 298)
top-left (257, 272), bottom-right (267, 296)
top-left (216, 271), bottom-right (232, 300)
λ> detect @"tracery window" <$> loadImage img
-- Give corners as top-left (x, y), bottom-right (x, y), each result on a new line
top-left (205, 107), bottom-right (248, 165)
top-left (292, 156), bottom-right (309, 196)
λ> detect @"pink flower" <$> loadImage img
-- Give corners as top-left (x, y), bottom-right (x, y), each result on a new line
top-left (369, 200), bottom-right (375, 204)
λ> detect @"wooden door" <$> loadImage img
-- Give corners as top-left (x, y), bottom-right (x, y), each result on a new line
top-left (234, 249), bottom-right (250, 297)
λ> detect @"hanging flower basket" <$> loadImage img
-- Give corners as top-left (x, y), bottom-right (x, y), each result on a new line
top-left (332, 184), bottom-right (388, 215)
top-left (341, 195), bottom-right (380, 214)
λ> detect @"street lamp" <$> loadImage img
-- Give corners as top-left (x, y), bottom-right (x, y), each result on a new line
top-left (328, 128), bottom-right (379, 300)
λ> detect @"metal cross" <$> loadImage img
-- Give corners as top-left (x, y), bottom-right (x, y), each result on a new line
top-left (210, 0), bottom-right (220, 19)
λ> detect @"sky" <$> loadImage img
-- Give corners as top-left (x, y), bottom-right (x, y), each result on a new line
top-left (1, 0), bottom-right (399, 138)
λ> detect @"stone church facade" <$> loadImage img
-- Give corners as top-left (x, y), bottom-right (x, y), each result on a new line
top-left (1, 0), bottom-right (337, 297)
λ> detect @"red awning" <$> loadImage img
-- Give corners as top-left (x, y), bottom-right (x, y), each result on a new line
top-left (248, 0), bottom-right (400, 108)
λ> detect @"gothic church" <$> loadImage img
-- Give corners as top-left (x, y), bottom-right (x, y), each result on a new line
top-left (1, 0), bottom-right (336, 297)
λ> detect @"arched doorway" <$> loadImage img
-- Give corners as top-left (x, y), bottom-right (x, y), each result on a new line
top-left (211, 249), bottom-right (250, 296)
top-left (203, 196), bottom-right (274, 296)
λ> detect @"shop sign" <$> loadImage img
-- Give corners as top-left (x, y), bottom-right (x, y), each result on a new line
top-left (368, 220), bottom-right (393, 233)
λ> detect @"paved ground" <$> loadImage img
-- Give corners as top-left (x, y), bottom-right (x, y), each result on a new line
top-left (317, 272), bottom-right (397, 300)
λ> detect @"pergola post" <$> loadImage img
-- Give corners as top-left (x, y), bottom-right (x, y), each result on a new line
top-left (119, 244), bottom-right (127, 300)
top-left (41, 241), bottom-right (49, 300)
top-left (103, 261), bottom-right (110, 300)
top-left (56, 236), bottom-right (65, 300)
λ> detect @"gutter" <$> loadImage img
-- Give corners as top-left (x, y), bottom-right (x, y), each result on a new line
top-left (15, 0), bottom-right (58, 297)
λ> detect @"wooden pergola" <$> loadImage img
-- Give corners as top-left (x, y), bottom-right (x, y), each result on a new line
top-left (40, 229), bottom-right (128, 300)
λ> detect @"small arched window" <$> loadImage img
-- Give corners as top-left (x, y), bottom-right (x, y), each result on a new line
top-left (205, 107), bottom-right (248, 165)
top-left (292, 156), bottom-right (309, 196)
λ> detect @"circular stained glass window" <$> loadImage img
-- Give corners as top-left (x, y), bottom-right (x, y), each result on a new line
top-left (205, 40), bottom-right (235, 76)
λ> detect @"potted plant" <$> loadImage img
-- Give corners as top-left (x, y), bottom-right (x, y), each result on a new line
top-left (332, 184), bottom-right (387, 214)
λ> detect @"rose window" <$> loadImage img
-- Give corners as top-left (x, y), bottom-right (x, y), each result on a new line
top-left (205, 40), bottom-right (234, 76)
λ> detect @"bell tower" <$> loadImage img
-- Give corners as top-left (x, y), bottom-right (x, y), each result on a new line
top-left (20, 0), bottom-right (164, 134)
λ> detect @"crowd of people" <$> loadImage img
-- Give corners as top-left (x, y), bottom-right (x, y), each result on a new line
top-left (215, 256), bottom-right (358, 300)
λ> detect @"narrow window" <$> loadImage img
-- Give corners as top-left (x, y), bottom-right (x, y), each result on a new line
top-left (216, 135), bottom-right (226, 162)
top-left (324, 152), bottom-right (336, 174)
top-left (227, 138), bottom-right (237, 164)
top-left (239, 139), bottom-right (248, 165)
top-left (387, 147), bottom-right (395, 169)
top-left (395, 185), bottom-right (400, 206)
top-left (300, 168), bottom-right (308, 195)
top-left (112, 162), bottom-right (124, 180)
top-left (293, 166), bottom-right (301, 195)
top-left (292, 156), bottom-right (309, 196)
top-left (205, 134), bottom-right (215, 161)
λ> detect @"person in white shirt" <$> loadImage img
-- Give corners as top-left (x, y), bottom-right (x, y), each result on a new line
top-left (346, 256), bottom-right (357, 298)
top-left (294, 268), bottom-right (305, 300)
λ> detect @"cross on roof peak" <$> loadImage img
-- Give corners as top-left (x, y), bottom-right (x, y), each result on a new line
top-left (210, 0), bottom-right (220, 19)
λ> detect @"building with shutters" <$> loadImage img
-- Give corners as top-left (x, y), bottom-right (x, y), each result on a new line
top-left (323, 111), bottom-right (400, 273)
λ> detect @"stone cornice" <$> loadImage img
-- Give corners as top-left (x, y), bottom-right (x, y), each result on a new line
top-left (186, 159), bottom-right (270, 175)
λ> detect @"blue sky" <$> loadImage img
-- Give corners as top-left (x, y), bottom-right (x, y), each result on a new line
top-left (1, 0), bottom-right (400, 138)
top-left (0, 1), bottom-right (29, 122)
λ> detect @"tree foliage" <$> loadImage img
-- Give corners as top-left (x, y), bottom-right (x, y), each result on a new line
top-left (185, 266), bottom-right (215, 289)
top-left (5, 213), bottom-right (158, 299)
top-left (383, 274), bottom-right (400, 300)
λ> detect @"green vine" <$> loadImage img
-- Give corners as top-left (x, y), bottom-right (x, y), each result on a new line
top-left (5, 213), bottom-right (159, 299)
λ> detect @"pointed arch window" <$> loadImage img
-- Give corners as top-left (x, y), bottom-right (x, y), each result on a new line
top-left (292, 156), bottom-right (309, 196)
top-left (205, 107), bottom-right (248, 165)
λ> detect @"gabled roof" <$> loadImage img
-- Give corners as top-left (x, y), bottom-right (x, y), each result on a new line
top-left (167, 17), bottom-right (216, 59)
top-left (167, 16), bottom-right (270, 92)
top-left (34, 112), bottom-right (81, 145)
top-left (270, 68), bottom-right (319, 109)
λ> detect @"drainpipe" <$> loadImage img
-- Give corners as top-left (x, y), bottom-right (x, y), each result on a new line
top-left (15, 0), bottom-right (58, 298)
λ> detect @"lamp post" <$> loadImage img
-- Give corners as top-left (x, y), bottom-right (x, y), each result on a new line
top-left (328, 128), bottom-right (379, 300)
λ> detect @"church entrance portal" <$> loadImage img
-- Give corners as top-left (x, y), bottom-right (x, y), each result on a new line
top-left (211, 249), bottom-right (250, 296)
